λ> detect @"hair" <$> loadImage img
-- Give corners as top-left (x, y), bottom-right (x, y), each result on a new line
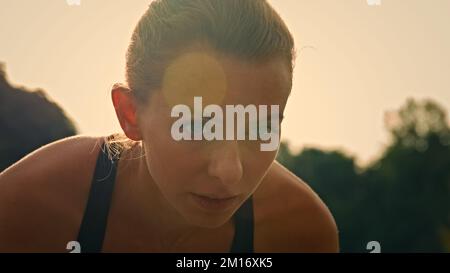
top-left (106, 0), bottom-right (296, 159)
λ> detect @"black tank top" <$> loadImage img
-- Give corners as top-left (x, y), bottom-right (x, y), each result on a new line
top-left (76, 141), bottom-right (254, 253)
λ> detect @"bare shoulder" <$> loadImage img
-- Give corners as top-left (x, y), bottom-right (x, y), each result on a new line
top-left (0, 135), bottom-right (103, 252)
top-left (253, 161), bottom-right (339, 253)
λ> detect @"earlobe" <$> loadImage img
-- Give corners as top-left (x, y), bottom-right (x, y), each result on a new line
top-left (111, 84), bottom-right (142, 141)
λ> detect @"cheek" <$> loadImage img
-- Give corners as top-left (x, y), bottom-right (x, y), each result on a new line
top-left (142, 130), bottom-right (205, 193)
top-left (242, 147), bottom-right (278, 188)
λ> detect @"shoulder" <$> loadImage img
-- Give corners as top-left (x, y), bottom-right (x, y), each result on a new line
top-left (0, 135), bottom-right (103, 193)
top-left (0, 135), bottom-right (103, 252)
top-left (253, 161), bottom-right (339, 253)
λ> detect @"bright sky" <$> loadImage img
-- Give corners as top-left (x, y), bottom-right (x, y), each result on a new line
top-left (1, 0), bottom-right (449, 165)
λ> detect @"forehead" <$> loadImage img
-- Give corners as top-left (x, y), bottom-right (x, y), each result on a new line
top-left (220, 55), bottom-right (292, 106)
top-left (157, 49), bottom-right (292, 111)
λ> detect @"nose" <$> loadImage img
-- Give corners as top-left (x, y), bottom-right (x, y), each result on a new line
top-left (207, 141), bottom-right (243, 186)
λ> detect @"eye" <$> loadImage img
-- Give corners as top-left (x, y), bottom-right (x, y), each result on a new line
top-left (188, 117), bottom-right (211, 128)
top-left (258, 116), bottom-right (280, 132)
top-left (265, 120), bottom-right (275, 133)
top-left (202, 117), bottom-right (212, 126)
top-left (183, 117), bottom-right (213, 139)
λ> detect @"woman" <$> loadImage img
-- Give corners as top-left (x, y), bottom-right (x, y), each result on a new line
top-left (0, 0), bottom-right (338, 253)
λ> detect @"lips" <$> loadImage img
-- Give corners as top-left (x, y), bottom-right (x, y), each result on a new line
top-left (193, 193), bottom-right (238, 200)
top-left (190, 193), bottom-right (239, 211)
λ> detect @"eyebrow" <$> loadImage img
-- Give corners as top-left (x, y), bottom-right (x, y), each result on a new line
top-left (198, 114), bottom-right (285, 120)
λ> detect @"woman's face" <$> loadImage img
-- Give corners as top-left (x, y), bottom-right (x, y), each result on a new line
top-left (137, 51), bottom-right (291, 228)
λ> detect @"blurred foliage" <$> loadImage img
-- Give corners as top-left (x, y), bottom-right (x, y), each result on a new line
top-left (277, 98), bottom-right (450, 252)
top-left (0, 63), bottom-right (77, 172)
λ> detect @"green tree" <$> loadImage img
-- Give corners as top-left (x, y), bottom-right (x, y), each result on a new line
top-left (366, 99), bottom-right (450, 252)
top-left (277, 98), bottom-right (450, 252)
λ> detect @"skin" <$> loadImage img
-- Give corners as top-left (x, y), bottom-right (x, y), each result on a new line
top-left (0, 48), bottom-right (339, 253)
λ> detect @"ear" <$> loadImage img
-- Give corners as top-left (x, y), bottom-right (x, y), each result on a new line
top-left (111, 83), bottom-right (142, 141)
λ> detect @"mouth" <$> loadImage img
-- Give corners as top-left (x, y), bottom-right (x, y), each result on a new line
top-left (190, 193), bottom-right (240, 212)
